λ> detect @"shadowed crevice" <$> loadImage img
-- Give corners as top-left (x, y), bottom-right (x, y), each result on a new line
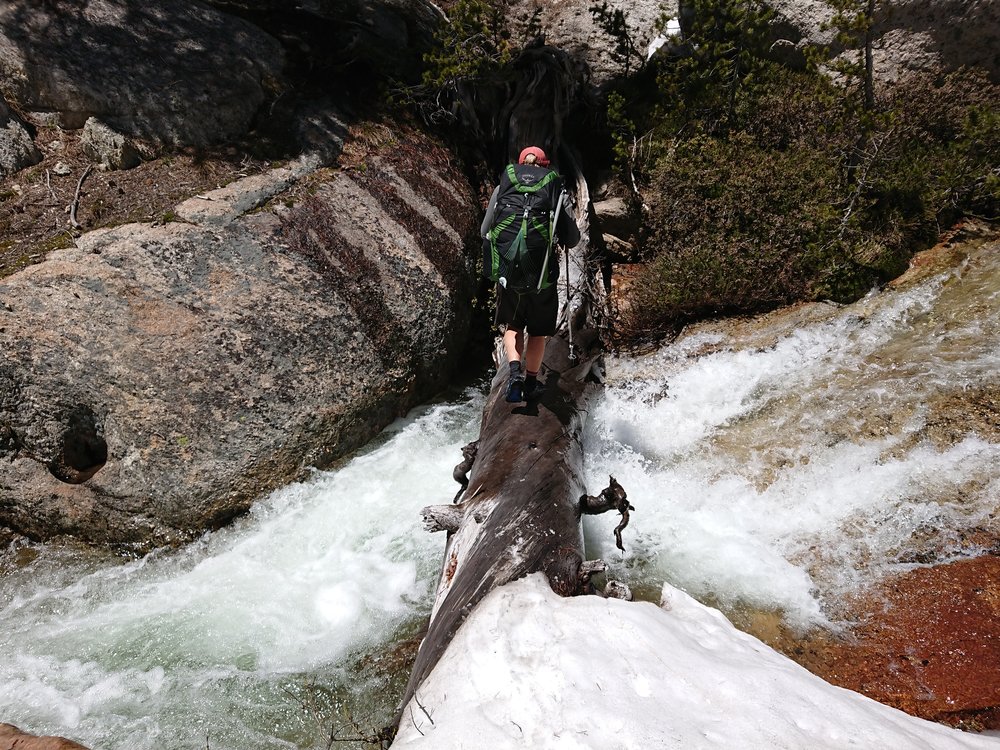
top-left (48, 404), bottom-right (107, 484)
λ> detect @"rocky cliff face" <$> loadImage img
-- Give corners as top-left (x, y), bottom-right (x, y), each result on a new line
top-left (0, 0), bottom-right (445, 147)
top-left (507, 0), bottom-right (1000, 87)
top-left (769, 0), bottom-right (1000, 83)
top-left (0, 0), bottom-right (285, 145)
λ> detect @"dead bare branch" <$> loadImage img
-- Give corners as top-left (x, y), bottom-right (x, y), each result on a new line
top-left (838, 130), bottom-right (893, 242)
top-left (69, 163), bottom-right (94, 230)
top-left (45, 169), bottom-right (57, 201)
top-left (414, 692), bottom-right (434, 725)
top-left (580, 476), bottom-right (635, 552)
top-left (408, 706), bottom-right (425, 737)
top-left (452, 439), bottom-right (478, 501)
top-left (421, 504), bottom-right (464, 533)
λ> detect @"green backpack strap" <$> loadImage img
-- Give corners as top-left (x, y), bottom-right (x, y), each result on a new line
top-left (487, 213), bottom-right (518, 281)
top-left (506, 164), bottom-right (557, 193)
top-left (504, 165), bottom-right (560, 290)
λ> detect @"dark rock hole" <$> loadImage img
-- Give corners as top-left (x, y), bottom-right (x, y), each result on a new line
top-left (48, 406), bottom-right (108, 484)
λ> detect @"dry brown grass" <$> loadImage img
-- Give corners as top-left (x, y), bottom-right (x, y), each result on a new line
top-left (0, 125), bottom-right (272, 278)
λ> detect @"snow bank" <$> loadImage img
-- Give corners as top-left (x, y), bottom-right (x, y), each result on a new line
top-left (392, 574), bottom-right (999, 749)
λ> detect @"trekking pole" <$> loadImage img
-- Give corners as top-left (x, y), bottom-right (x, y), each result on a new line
top-left (565, 241), bottom-right (575, 362)
top-left (538, 190), bottom-right (564, 292)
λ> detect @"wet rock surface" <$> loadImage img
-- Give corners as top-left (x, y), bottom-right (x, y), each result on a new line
top-left (663, 223), bottom-right (1000, 730)
top-left (796, 234), bottom-right (1000, 728)
top-left (791, 555), bottom-right (1000, 730)
top-left (0, 723), bottom-right (88, 750)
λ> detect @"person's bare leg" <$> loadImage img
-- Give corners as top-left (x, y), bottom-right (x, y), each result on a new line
top-left (503, 327), bottom-right (524, 367)
top-left (503, 328), bottom-right (527, 402)
top-left (524, 335), bottom-right (547, 373)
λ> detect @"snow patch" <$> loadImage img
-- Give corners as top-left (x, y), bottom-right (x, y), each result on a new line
top-left (393, 575), bottom-right (1000, 749)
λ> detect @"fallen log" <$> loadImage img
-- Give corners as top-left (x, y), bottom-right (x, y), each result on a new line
top-left (395, 325), bottom-right (633, 728)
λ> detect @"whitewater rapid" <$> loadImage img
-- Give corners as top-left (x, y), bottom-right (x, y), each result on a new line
top-left (584, 244), bottom-right (1000, 631)
top-left (0, 392), bottom-right (485, 748)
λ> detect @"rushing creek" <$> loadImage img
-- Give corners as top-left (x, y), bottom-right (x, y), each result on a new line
top-left (1, 239), bottom-right (998, 749)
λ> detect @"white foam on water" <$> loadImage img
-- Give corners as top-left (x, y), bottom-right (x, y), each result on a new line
top-left (3, 247), bottom-right (998, 747)
top-left (0, 387), bottom-right (485, 749)
top-left (585, 257), bottom-right (1000, 630)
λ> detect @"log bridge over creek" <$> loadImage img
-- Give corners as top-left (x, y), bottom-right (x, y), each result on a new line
top-left (393, 43), bottom-right (637, 737)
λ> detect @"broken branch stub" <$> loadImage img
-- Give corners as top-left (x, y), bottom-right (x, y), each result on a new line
top-left (604, 580), bottom-right (634, 600)
top-left (451, 439), bottom-right (478, 502)
top-left (421, 504), bottom-right (464, 534)
top-left (580, 475), bottom-right (635, 552)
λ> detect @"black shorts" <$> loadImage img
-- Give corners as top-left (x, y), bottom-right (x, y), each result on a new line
top-left (496, 283), bottom-right (558, 336)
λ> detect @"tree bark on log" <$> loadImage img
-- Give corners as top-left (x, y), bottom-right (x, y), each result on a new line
top-left (397, 326), bottom-right (606, 718)
top-left (393, 142), bottom-right (626, 735)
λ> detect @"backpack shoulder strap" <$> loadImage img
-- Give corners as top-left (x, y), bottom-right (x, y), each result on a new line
top-left (506, 164), bottom-right (558, 194)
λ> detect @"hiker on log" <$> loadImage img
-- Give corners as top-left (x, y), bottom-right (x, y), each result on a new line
top-left (391, 44), bottom-right (633, 742)
top-left (481, 145), bottom-right (580, 403)
top-left (395, 147), bottom-right (635, 734)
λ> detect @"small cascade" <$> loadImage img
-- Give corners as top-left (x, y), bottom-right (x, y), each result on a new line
top-left (2, 240), bottom-right (996, 747)
top-left (583, 240), bottom-right (1000, 630)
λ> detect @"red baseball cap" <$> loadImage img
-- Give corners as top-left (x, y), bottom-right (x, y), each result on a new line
top-left (518, 146), bottom-right (550, 166)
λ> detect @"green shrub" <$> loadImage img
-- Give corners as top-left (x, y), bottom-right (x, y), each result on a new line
top-left (613, 27), bottom-right (1000, 346)
top-left (421, 0), bottom-right (514, 89)
top-left (620, 132), bottom-right (844, 341)
top-left (653, 0), bottom-right (776, 136)
top-left (870, 70), bottom-right (1000, 232)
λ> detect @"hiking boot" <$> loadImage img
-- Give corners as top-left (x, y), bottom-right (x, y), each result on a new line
top-left (505, 374), bottom-right (525, 403)
top-left (524, 382), bottom-right (547, 401)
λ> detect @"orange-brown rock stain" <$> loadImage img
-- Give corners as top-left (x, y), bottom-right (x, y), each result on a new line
top-left (771, 556), bottom-right (1000, 731)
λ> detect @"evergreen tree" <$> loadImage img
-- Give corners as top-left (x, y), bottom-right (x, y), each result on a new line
top-left (823, 0), bottom-right (879, 116)
top-left (422, 0), bottom-right (514, 89)
top-left (657, 0), bottom-right (775, 133)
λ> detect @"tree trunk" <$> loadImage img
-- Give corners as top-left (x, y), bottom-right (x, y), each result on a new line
top-left (390, 122), bottom-right (633, 737)
top-left (396, 326), bottom-right (603, 717)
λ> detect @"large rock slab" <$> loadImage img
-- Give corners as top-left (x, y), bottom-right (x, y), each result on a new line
top-left (0, 0), bottom-right (447, 169)
top-left (0, 0), bottom-right (284, 145)
top-left (769, 0), bottom-right (1000, 82)
top-left (507, 0), bottom-right (672, 87)
top-left (287, 0), bottom-right (444, 76)
top-left (202, 0), bottom-right (444, 77)
top-left (509, 0), bottom-right (1000, 87)
top-left (791, 555), bottom-right (1000, 729)
top-left (0, 724), bottom-right (87, 750)
top-left (0, 127), bottom-right (479, 548)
